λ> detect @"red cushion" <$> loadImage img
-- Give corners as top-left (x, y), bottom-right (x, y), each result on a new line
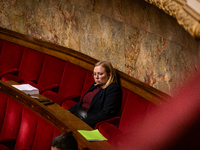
top-left (61, 71), bottom-right (94, 109)
top-left (0, 41), bottom-right (24, 74)
top-left (0, 93), bottom-right (8, 131)
top-left (119, 93), bottom-right (151, 133)
top-left (0, 97), bottom-right (24, 140)
top-left (98, 122), bottom-right (123, 146)
top-left (31, 117), bottom-right (57, 150)
top-left (50, 62), bottom-right (87, 104)
top-left (120, 87), bottom-right (129, 116)
top-left (0, 93), bottom-right (63, 150)
top-left (59, 62), bottom-right (87, 98)
top-left (117, 70), bottom-right (200, 150)
top-left (37, 55), bottom-right (65, 88)
top-left (18, 48), bottom-right (45, 82)
top-left (0, 144), bottom-right (10, 150)
top-left (62, 100), bottom-right (78, 110)
top-left (14, 107), bottom-right (38, 150)
top-left (80, 71), bottom-right (94, 99)
top-left (42, 90), bottom-right (59, 103)
top-left (0, 40), bottom-right (5, 56)
top-left (1, 74), bottom-right (24, 83)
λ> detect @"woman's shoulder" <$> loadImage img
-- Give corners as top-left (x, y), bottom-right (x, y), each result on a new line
top-left (107, 83), bottom-right (121, 90)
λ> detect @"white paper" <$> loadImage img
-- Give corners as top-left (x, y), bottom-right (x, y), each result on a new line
top-left (12, 84), bottom-right (39, 95)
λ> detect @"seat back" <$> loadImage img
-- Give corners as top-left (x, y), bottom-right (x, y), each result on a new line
top-left (0, 97), bottom-right (24, 140)
top-left (119, 91), bottom-right (157, 133)
top-left (14, 107), bottom-right (62, 150)
top-left (120, 87), bottom-right (129, 116)
top-left (0, 92), bottom-right (8, 132)
top-left (18, 48), bottom-right (46, 82)
top-left (80, 71), bottom-right (94, 99)
top-left (37, 55), bottom-right (65, 88)
top-left (0, 41), bottom-right (24, 73)
top-left (0, 40), bottom-right (4, 56)
top-left (61, 70), bottom-right (94, 110)
top-left (0, 93), bottom-right (62, 150)
top-left (58, 62), bottom-right (87, 101)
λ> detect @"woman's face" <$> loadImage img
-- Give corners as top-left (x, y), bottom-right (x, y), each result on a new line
top-left (93, 65), bottom-right (110, 86)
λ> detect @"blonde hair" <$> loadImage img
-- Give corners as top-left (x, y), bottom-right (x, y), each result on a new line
top-left (94, 61), bottom-right (118, 89)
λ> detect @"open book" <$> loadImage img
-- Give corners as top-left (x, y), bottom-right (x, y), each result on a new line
top-left (12, 84), bottom-right (39, 95)
top-left (78, 129), bottom-right (107, 141)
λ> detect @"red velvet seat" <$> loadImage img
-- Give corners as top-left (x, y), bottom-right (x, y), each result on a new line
top-left (25, 55), bottom-right (65, 93)
top-left (0, 93), bottom-right (62, 150)
top-left (0, 92), bottom-right (8, 131)
top-left (97, 91), bottom-right (158, 146)
top-left (0, 39), bottom-right (4, 56)
top-left (0, 41), bottom-right (24, 79)
top-left (14, 107), bottom-right (61, 150)
top-left (117, 69), bottom-right (200, 150)
top-left (42, 62), bottom-right (87, 105)
top-left (1, 48), bottom-right (46, 83)
top-left (0, 145), bottom-right (10, 150)
top-left (62, 70), bottom-right (94, 110)
top-left (0, 97), bottom-right (24, 141)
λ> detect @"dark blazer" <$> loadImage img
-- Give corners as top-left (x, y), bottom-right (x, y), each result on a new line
top-left (68, 82), bottom-right (122, 128)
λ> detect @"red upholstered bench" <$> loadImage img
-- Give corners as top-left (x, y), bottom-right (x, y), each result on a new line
top-left (42, 62), bottom-right (88, 105)
top-left (1, 47), bottom-right (45, 83)
top-left (94, 88), bottom-right (158, 146)
top-left (23, 54), bottom-right (66, 94)
top-left (0, 41), bottom-right (24, 79)
top-left (0, 92), bottom-right (62, 150)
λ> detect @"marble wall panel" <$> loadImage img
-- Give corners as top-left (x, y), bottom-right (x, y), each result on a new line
top-left (63, 0), bottom-right (200, 56)
top-left (76, 6), bottom-right (125, 71)
top-left (125, 25), bottom-right (198, 95)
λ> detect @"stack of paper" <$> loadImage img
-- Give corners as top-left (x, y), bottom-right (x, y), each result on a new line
top-left (12, 84), bottom-right (39, 95)
top-left (78, 129), bottom-right (107, 141)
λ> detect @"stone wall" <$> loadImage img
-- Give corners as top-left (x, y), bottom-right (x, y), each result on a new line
top-left (0, 0), bottom-right (199, 95)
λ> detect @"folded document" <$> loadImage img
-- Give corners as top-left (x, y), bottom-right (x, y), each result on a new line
top-left (78, 129), bottom-right (107, 141)
top-left (12, 84), bottom-right (39, 95)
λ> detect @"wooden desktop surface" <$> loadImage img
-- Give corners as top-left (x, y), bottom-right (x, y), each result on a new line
top-left (0, 80), bottom-right (112, 150)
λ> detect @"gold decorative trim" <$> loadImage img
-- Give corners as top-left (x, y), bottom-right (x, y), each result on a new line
top-left (145, 0), bottom-right (200, 39)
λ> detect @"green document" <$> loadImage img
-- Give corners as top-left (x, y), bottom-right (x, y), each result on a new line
top-left (78, 129), bottom-right (107, 141)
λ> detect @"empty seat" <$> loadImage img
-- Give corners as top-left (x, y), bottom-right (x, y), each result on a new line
top-left (97, 91), bottom-right (158, 146)
top-left (24, 55), bottom-right (65, 93)
top-left (1, 48), bottom-right (46, 83)
top-left (0, 94), bottom-right (62, 150)
top-left (0, 41), bottom-right (24, 78)
top-left (42, 62), bottom-right (87, 105)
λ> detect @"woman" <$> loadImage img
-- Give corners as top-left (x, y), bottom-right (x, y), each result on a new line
top-left (68, 61), bottom-right (122, 128)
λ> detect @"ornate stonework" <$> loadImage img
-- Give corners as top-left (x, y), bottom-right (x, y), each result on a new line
top-left (145, 0), bottom-right (200, 39)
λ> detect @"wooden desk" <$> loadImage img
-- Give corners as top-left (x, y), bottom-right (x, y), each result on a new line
top-left (0, 80), bottom-right (112, 150)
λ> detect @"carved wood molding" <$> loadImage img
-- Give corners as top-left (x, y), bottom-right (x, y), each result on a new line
top-left (145, 0), bottom-right (200, 39)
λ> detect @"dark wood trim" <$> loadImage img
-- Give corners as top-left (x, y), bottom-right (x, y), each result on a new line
top-left (0, 27), bottom-right (170, 105)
